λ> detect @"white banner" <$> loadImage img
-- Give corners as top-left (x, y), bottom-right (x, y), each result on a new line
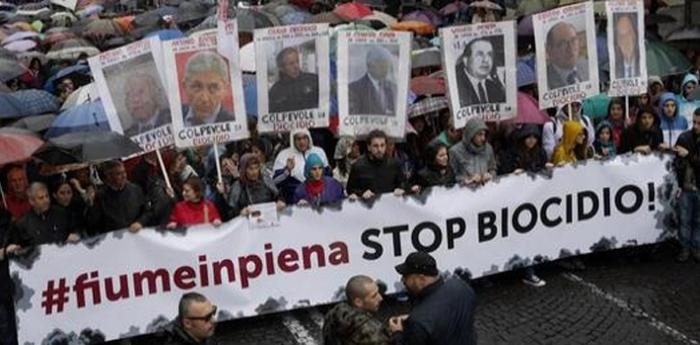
top-left (441, 21), bottom-right (518, 128)
top-left (337, 31), bottom-right (411, 138)
top-left (89, 38), bottom-right (174, 152)
top-left (11, 154), bottom-right (675, 343)
top-left (255, 24), bottom-right (331, 133)
top-left (534, 2), bottom-right (600, 109)
top-left (163, 24), bottom-right (248, 148)
top-left (606, 0), bottom-right (648, 97)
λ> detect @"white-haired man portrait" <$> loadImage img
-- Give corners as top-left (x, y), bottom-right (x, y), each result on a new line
top-left (348, 46), bottom-right (397, 116)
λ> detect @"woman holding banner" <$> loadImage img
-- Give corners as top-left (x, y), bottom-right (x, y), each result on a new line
top-left (167, 177), bottom-right (221, 228)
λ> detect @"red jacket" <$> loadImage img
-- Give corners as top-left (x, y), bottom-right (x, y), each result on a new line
top-left (169, 200), bottom-right (221, 226)
top-left (4, 192), bottom-right (30, 221)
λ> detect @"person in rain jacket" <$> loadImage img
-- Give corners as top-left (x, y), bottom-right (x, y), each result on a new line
top-left (542, 101), bottom-right (595, 159)
top-left (498, 124), bottom-right (550, 175)
top-left (292, 153), bottom-right (344, 206)
top-left (620, 105), bottom-right (665, 154)
top-left (676, 73), bottom-right (700, 125)
top-left (659, 92), bottom-right (689, 147)
top-left (272, 128), bottom-right (330, 203)
top-left (449, 118), bottom-right (497, 185)
top-left (593, 121), bottom-right (617, 159)
top-left (551, 121), bottom-right (594, 166)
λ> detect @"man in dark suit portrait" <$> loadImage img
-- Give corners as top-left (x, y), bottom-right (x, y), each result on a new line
top-left (181, 51), bottom-right (235, 127)
top-left (123, 72), bottom-right (170, 137)
top-left (454, 37), bottom-right (505, 107)
top-left (348, 46), bottom-right (397, 116)
top-left (545, 22), bottom-right (590, 89)
top-left (614, 14), bottom-right (640, 79)
top-left (268, 47), bottom-right (319, 113)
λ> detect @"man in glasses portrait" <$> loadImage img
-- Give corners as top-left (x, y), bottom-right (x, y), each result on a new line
top-left (545, 22), bottom-right (590, 89)
top-left (159, 292), bottom-right (219, 345)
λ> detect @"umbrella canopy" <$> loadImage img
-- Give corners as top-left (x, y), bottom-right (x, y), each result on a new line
top-left (0, 57), bottom-right (28, 82)
top-left (440, 1), bottom-right (469, 16)
top-left (133, 6), bottom-right (178, 27)
top-left (10, 113), bottom-right (57, 132)
top-left (333, 2), bottom-right (373, 20)
top-left (3, 89), bottom-right (59, 117)
top-left (145, 29), bottom-right (185, 41)
top-left (408, 96), bottom-right (448, 118)
top-left (17, 50), bottom-right (47, 65)
top-left (391, 20), bottom-right (435, 35)
top-left (410, 75), bottom-right (445, 96)
top-left (504, 92), bottom-right (550, 125)
top-left (0, 127), bottom-right (44, 165)
top-left (1, 31), bottom-right (40, 45)
top-left (469, 0), bottom-right (503, 11)
top-left (37, 131), bottom-right (141, 164)
top-left (45, 100), bottom-right (109, 139)
top-left (646, 39), bottom-right (691, 77)
top-left (61, 82), bottom-right (98, 109)
top-left (363, 10), bottom-right (397, 27)
top-left (411, 47), bottom-right (441, 69)
top-left (402, 9), bottom-right (442, 27)
top-left (582, 93), bottom-right (611, 120)
top-left (44, 63), bottom-right (91, 93)
top-left (81, 18), bottom-right (123, 40)
top-left (50, 11), bottom-right (78, 27)
top-left (46, 38), bottom-right (99, 60)
top-left (42, 31), bottom-right (78, 48)
top-left (175, 1), bottom-right (210, 25)
top-left (3, 39), bottom-right (36, 52)
top-left (517, 59), bottom-right (536, 87)
top-left (305, 11), bottom-right (347, 25)
top-left (280, 10), bottom-right (311, 25)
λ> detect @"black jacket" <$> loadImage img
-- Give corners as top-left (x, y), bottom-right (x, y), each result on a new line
top-left (8, 206), bottom-right (74, 247)
top-left (86, 182), bottom-right (152, 235)
top-left (0, 208), bottom-right (13, 299)
top-left (346, 155), bottom-right (405, 196)
top-left (396, 278), bottom-right (477, 345)
top-left (157, 320), bottom-right (219, 345)
top-left (674, 129), bottom-right (700, 190)
top-left (412, 166), bottom-right (455, 189)
top-left (498, 125), bottom-right (548, 175)
top-left (619, 124), bottom-right (663, 154)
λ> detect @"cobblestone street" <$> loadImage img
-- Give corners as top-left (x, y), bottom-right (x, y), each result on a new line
top-left (127, 244), bottom-right (700, 345)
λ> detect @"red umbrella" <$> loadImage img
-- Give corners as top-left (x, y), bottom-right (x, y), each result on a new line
top-left (504, 92), bottom-right (550, 125)
top-left (333, 2), bottom-right (373, 20)
top-left (410, 75), bottom-right (445, 96)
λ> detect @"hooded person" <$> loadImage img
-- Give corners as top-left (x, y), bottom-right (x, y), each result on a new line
top-left (605, 97), bottom-right (627, 150)
top-left (541, 102), bottom-right (595, 159)
top-left (551, 121), bottom-right (593, 165)
top-left (227, 153), bottom-right (281, 218)
top-left (676, 73), bottom-right (700, 125)
top-left (292, 153), bottom-right (344, 206)
top-left (659, 91), bottom-right (689, 147)
top-left (593, 121), bottom-right (617, 158)
top-left (448, 118), bottom-right (497, 185)
top-left (498, 124), bottom-right (549, 175)
top-left (620, 105), bottom-right (665, 154)
top-left (273, 128), bottom-right (330, 203)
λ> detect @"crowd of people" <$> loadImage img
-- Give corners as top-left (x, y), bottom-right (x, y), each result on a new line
top-left (0, 0), bottom-right (700, 344)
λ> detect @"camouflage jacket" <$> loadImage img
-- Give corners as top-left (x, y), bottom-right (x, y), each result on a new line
top-left (322, 302), bottom-right (391, 345)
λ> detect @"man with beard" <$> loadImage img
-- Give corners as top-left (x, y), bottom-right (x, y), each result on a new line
top-left (346, 129), bottom-right (405, 200)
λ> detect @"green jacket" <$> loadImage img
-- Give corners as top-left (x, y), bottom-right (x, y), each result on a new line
top-left (322, 302), bottom-right (390, 345)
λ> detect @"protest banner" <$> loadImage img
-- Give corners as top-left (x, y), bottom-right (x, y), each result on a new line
top-left (254, 24), bottom-right (331, 133)
top-left (11, 154), bottom-right (675, 343)
top-left (163, 24), bottom-right (248, 148)
top-left (534, 2), bottom-right (599, 109)
top-left (606, 0), bottom-right (647, 97)
top-left (337, 31), bottom-right (411, 138)
top-left (441, 21), bottom-right (517, 128)
top-left (89, 37), bottom-right (174, 152)
top-left (51, 0), bottom-right (77, 10)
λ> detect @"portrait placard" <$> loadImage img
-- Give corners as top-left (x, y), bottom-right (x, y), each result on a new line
top-left (606, 0), bottom-right (647, 97)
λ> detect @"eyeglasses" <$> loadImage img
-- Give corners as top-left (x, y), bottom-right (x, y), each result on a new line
top-left (185, 306), bottom-right (217, 322)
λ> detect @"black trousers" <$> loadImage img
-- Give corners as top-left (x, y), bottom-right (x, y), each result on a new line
top-left (0, 297), bottom-right (17, 345)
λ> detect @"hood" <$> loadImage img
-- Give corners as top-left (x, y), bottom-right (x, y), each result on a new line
top-left (289, 128), bottom-right (314, 153)
top-left (239, 153), bottom-right (260, 185)
top-left (304, 153), bottom-right (324, 179)
top-left (515, 123), bottom-right (541, 142)
top-left (658, 92), bottom-right (678, 119)
top-left (462, 118), bottom-right (488, 144)
top-left (595, 120), bottom-right (613, 136)
top-left (561, 120), bottom-right (585, 151)
top-left (681, 73), bottom-right (699, 99)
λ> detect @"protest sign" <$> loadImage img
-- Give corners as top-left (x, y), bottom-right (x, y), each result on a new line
top-left (163, 24), bottom-right (248, 148)
top-left (89, 37), bottom-right (173, 152)
top-left (337, 31), bottom-right (411, 138)
top-left (534, 2), bottom-right (599, 109)
top-left (441, 21), bottom-right (517, 128)
top-left (255, 24), bottom-right (330, 133)
top-left (606, 0), bottom-right (647, 97)
top-left (12, 154), bottom-right (675, 343)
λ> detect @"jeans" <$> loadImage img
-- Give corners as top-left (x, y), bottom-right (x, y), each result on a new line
top-left (679, 190), bottom-right (700, 250)
top-left (0, 298), bottom-right (17, 345)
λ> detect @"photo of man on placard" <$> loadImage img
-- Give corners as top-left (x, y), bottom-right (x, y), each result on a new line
top-left (454, 36), bottom-right (506, 107)
top-left (348, 45), bottom-right (397, 116)
top-left (180, 50), bottom-right (235, 126)
top-left (268, 45), bottom-right (319, 113)
top-left (545, 21), bottom-right (590, 89)
top-left (122, 72), bottom-right (170, 137)
top-left (613, 13), bottom-right (640, 79)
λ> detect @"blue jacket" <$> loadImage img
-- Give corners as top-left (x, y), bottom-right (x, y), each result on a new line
top-left (292, 176), bottom-right (344, 206)
top-left (659, 92), bottom-right (689, 146)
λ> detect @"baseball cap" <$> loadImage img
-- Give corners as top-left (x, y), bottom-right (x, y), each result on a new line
top-left (395, 251), bottom-right (439, 276)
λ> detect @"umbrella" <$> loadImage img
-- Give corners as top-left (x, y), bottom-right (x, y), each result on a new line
top-left (145, 29), bottom-right (184, 41)
top-left (0, 58), bottom-right (28, 82)
top-left (0, 127), bottom-right (44, 165)
top-left (76, 4), bottom-right (103, 18)
top-left (646, 39), bottom-right (691, 77)
top-left (517, 15), bottom-right (533, 36)
top-left (36, 131), bottom-right (141, 164)
top-left (240, 42), bottom-right (256, 72)
top-left (17, 50), bottom-right (47, 65)
top-left (392, 20), bottom-right (435, 36)
top-left (1, 31), bottom-right (40, 45)
top-left (13, 89), bottom-right (60, 114)
top-left (469, 0), bottom-right (503, 11)
top-left (42, 31), bottom-right (78, 48)
top-left (412, 47), bottom-right (441, 69)
top-left (410, 75), bottom-right (445, 96)
top-left (133, 6), bottom-right (178, 28)
top-left (45, 100), bottom-right (109, 139)
top-left (280, 11), bottom-right (311, 25)
top-left (81, 18), bottom-right (123, 39)
top-left (440, 1), bottom-right (469, 16)
top-left (50, 11), bottom-right (78, 27)
top-left (401, 9), bottom-right (442, 27)
top-left (3, 39), bottom-right (36, 52)
top-left (175, 1), bottom-right (210, 25)
top-left (357, 0), bottom-right (387, 10)
top-left (10, 114), bottom-right (57, 132)
top-left (504, 92), bottom-right (550, 125)
top-left (61, 82), bottom-right (98, 110)
top-left (333, 3), bottom-right (373, 20)
top-left (46, 38), bottom-right (99, 60)
top-left (362, 10), bottom-right (397, 27)
top-left (44, 63), bottom-right (91, 92)
top-left (582, 93), bottom-right (610, 120)
top-left (516, 60), bottom-right (536, 87)
top-left (305, 12), bottom-right (347, 25)
top-left (408, 96), bottom-right (448, 118)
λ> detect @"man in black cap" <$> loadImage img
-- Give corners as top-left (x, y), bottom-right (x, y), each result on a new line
top-left (391, 251), bottom-right (477, 345)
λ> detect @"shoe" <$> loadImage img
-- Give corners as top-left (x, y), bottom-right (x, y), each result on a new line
top-left (523, 274), bottom-right (546, 287)
top-left (692, 250), bottom-right (700, 262)
top-left (676, 248), bottom-right (690, 262)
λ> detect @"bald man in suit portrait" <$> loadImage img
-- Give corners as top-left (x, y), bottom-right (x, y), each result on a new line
top-left (545, 22), bottom-right (590, 89)
top-left (348, 46), bottom-right (397, 116)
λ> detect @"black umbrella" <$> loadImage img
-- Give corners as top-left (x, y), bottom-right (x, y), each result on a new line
top-left (10, 114), bottom-right (57, 132)
top-left (34, 131), bottom-right (142, 165)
